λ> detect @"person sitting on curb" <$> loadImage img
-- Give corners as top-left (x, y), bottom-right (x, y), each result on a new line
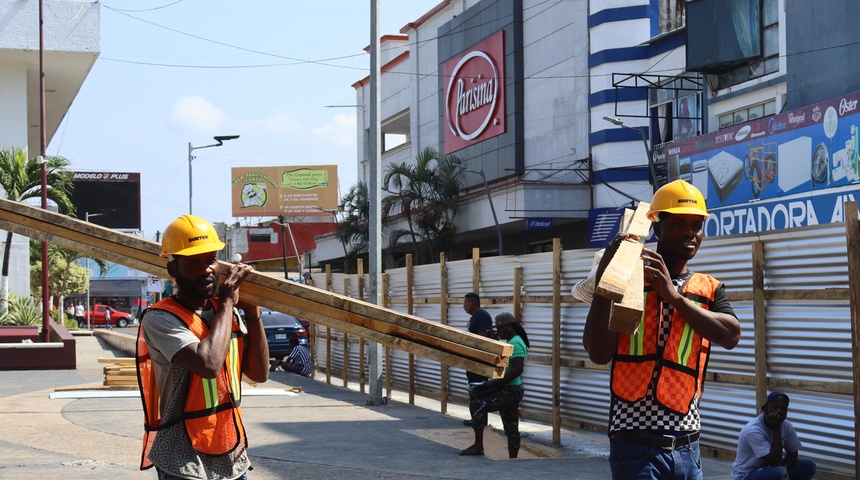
top-left (281, 336), bottom-right (314, 377)
top-left (732, 391), bottom-right (816, 480)
top-left (459, 312), bottom-right (529, 459)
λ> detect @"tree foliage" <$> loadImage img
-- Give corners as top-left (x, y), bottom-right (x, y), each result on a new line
top-left (0, 147), bottom-right (75, 309)
top-left (382, 147), bottom-right (463, 264)
top-left (335, 182), bottom-right (370, 261)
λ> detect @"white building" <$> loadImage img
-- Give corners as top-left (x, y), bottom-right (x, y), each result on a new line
top-left (0, 0), bottom-right (100, 297)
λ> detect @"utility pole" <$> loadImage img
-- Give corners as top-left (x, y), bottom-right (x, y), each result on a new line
top-left (367, 0), bottom-right (384, 405)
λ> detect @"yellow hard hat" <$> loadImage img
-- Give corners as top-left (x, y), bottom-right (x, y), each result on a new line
top-left (646, 180), bottom-right (708, 222)
top-left (160, 214), bottom-right (225, 257)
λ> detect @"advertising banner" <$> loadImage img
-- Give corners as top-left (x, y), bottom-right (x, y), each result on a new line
top-left (589, 187), bottom-right (860, 247)
top-left (230, 165), bottom-right (338, 217)
top-left (654, 90), bottom-right (860, 209)
top-left (71, 171), bottom-right (141, 230)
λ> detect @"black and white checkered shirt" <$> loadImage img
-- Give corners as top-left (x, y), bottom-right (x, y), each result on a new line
top-left (609, 273), bottom-right (700, 433)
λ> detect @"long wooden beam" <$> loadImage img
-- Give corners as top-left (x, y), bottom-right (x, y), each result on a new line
top-left (0, 199), bottom-right (511, 378)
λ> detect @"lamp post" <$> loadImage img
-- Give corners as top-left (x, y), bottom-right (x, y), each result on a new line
top-left (188, 135), bottom-right (239, 214)
top-left (84, 211), bottom-right (103, 330)
top-left (457, 165), bottom-right (503, 256)
top-left (603, 115), bottom-right (657, 190)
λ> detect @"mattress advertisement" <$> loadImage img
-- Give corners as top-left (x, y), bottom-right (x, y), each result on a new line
top-left (589, 91), bottom-right (860, 247)
top-left (654, 91), bottom-right (860, 207)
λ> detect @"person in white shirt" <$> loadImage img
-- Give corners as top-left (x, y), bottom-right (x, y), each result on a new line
top-left (732, 392), bottom-right (816, 480)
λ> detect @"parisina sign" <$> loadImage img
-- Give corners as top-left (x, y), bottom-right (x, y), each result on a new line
top-left (443, 30), bottom-right (506, 154)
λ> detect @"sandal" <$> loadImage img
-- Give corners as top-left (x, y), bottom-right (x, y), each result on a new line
top-left (459, 445), bottom-right (484, 456)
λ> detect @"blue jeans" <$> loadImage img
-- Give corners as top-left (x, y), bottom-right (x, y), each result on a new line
top-left (741, 458), bottom-right (816, 480)
top-left (610, 437), bottom-right (702, 480)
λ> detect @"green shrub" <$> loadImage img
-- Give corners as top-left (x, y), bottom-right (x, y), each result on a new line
top-left (2, 296), bottom-right (42, 326)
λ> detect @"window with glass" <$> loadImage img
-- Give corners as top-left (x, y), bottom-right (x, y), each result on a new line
top-left (716, 0), bottom-right (779, 90)
top-left (648, 76), bottom-right (702, 145)
top-left (660, 0), bottom-right (685, 33)
top-left (718, 100), bottom-right (776, 129)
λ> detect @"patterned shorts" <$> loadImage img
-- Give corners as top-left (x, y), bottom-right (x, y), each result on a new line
top-left (468, 385), bottom-right (524, 450)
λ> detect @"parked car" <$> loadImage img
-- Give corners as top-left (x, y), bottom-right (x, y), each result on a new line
top-left (258, 308), bottom-right (309, 362)
top-left (82, 304), bottom-right (137, 328)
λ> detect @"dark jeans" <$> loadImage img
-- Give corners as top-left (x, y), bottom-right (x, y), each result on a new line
top-left (741, 458), bottom-right (816, 480)
top-left (609, 436), bottom-right (702, 480)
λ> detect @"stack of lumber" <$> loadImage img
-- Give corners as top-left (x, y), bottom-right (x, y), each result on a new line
top-left (0, 198), bottom-right (512, 378)
top-left (100, 357), bottom-right (138, 389)
top-left (595, 202), bottom-right (651, 334)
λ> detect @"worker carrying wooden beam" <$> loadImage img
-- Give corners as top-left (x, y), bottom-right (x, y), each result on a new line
top-left (583, 179), bottom-right (742, 480)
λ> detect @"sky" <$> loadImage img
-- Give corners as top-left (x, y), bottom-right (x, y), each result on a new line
top-left (48, 0), bottom-right (442, 241)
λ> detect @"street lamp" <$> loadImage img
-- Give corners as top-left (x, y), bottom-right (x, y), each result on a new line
top-left (456, 165), bottom-right (503, 256)
top-left (603, 115), bottom-right (657, 190)
top-left (188, 135), bottom-right (240, 214)
top-left (84, 211), bottom-right (103, 330)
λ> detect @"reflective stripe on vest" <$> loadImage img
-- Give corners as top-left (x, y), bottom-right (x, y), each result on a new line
top-left (611, 273), bottom-right (719, 415)
top-left (136, 297), bottom-right (247, 470)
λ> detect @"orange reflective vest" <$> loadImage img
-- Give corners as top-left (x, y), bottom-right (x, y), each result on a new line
top-left (610, 273), bottom-right (719, 415)
top-left (136, 297), bottom-right (247, 470)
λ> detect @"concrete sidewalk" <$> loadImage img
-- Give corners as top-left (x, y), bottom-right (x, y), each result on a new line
top-left (0, 335), bottom-right (735, 479)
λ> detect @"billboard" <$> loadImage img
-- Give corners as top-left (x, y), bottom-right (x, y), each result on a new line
top-left (71, 172), bottom-right (141, 230)
top-left (230, 165), bottom-right (338, 217)
top-left (646, 89), bottom-right (860, 239)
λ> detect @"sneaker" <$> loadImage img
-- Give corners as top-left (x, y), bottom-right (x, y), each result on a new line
top-left (463, 419), bottom-right (473, 427)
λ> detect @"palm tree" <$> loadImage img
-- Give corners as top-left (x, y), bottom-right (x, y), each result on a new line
top-left (383, 147), bottom-right (464, 263)
top-left (0, 147), bottom-right (75, 310)
top-left (335, 182), bottom-right (370, 261)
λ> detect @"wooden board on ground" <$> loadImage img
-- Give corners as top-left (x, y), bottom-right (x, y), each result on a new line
top-left (0, 198), bottom-right (511, 378)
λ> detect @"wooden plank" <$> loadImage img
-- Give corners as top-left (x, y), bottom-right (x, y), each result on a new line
top-left (247, 270), bottom-right (511, 356)
top-left (98, 357), bottom-right (134, 364)
top-left (440, 252), bottom-right (449, 414)
top-left (844, 201), bottom-right (860, 480)
top-left (552, 238), bottom-right (561, 445)
top-left (0, 198), bottom-right (511, 378)
top-left (752, 242), bottom-right (768, 414)
top-left (608, 258), bottom-right (644, 334)
top-left (607, 206), bottom-right (648, 334)
top-left (238, 286), bottom-right (505, 368)
top-left (595, 202), bottom-right (651, 302)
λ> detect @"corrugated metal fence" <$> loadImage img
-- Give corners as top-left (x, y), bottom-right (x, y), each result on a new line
top-left (309, 222), bottom-right (858, 477)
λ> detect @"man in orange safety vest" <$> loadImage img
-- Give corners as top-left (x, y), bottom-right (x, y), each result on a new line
top-left (584, 180), bottom-right (742, 480)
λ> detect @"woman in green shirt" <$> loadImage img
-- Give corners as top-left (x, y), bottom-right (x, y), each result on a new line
top-left (460, 312), bottom-right (529, 459)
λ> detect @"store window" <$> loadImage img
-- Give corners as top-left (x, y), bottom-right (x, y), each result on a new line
top-left (649, 77), bottom-right (702, 144)
top-left (718, 100), bottom-right (776, 129)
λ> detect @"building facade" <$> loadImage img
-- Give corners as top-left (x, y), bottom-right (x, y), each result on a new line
top-left (0, 0), bottom-right (100, 297)
top-left (314, 0), bottom-right (860, 267)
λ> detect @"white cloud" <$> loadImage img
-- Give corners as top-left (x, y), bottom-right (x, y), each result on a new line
top-left (312, 113), bottom-right (357, 147)
top-left (171, 96), bottom-right (227, 132)
top-left (240, 111), bottom-right (304, 136)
